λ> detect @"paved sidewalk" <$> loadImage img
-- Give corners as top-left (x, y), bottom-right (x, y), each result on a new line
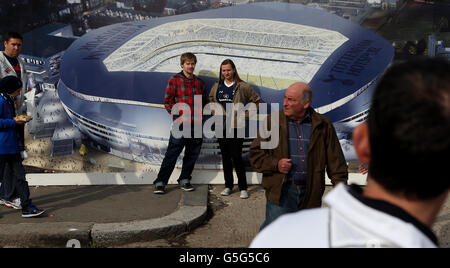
top-left (0, 183), bottom-right (448, 248)
top-left (0, 185), bottom-right (208, 248)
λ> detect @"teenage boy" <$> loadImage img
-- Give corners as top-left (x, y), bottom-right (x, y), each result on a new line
top-left (153, 53), bottom-right (206, 194)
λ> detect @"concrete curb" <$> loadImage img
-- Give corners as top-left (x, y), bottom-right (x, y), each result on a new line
top-left (0, 185), bottom-right (209, 248)
top-left (0, 222), bottom-right (92, 248)
top-left (91, 185), bottom-right (209, 247)
top-left (91, 205), bottom-right (207, 247)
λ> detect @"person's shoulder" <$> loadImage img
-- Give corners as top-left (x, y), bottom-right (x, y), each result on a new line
top-left (18, 56), bottom-right (26, 64)
top-left (167, 73), bottom-right (182, 85)
top-left (311, 108), bottom-right (332, 125)
top-left (170, 72), bottom-right (181, 79)
top-left (237, 80), bottom-right (248, 86)
top-left (0, 53), bottom-right (7, 64)
top-left (250, 208), bottom-right (330, 248)
top-left (237, 80), bottom-right (252, 89)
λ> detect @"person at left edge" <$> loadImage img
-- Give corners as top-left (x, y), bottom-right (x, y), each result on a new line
top-left (0, 76), bottom-right (44, 218)
top-left (0, 32), bottom-right (28, 208)
top-left (0, 32), bottom-right (28, 153)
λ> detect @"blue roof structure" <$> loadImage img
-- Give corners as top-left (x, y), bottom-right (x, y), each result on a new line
top-left (60, 2), bottom-right (394, 119)
top-left (6, 23), bottom-right (77, 59)
top-left (57, 2), bottom-right (394, 166)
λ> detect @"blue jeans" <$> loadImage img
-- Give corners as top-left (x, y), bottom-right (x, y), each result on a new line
top-left (260, 183), bottom-right (306, 231)
top-left (153, 134), bottom-right (202, 186)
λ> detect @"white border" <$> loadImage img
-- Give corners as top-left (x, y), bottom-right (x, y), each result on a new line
top-left (26, 171), bottom-right (366, 186)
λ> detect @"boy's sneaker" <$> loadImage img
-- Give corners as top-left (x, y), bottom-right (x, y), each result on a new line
top-left (221, 188), bottom-right (232, 196)
top-left (21, 203), bottom-right (45, 218)
top-left (180, 182), bottom-right (195, 192)
top-left (4, 198), bottom-right (22, 210)
top-left (153, 185), bottom-right (166, 194)
top-left (240, 190), bottom-right (249, 199)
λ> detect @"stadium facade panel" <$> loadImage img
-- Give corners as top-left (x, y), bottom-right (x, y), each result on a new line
top-left (58, 2), bottom-right (394, 166)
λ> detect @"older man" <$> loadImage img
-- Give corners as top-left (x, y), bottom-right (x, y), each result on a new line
top-left (251, 58), bottom-right (450, 248)
top-left (250, 82), bottom-right (348, 230)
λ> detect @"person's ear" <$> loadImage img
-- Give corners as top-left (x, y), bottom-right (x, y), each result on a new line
top-left (303, 100), bottom-right (311, 110)
top-left (353, 123), bottom-right (370, 164)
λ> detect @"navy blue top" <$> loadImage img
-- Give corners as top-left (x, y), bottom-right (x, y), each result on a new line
top-left (287, 112), bottom-right (312, 183)
top-left (216, 82), bottom-right (235, 110)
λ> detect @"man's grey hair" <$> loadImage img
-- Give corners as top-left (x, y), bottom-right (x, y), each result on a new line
top-left (302, 89), bottom-right (313, 104)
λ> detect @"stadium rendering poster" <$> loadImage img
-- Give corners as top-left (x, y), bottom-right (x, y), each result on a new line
top-left (53, 2), bottom-right (394, 172)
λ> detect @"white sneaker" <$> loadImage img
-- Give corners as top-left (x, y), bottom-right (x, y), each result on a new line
top-left (221, 188), bottom-right (231, 196)
top-left (4, 197), bottom-right (22, 209)
top-left (240, 190), bottom-right (249, 199)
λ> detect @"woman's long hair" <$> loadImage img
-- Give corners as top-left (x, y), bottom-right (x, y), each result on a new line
top-left (218, 59), bottom-right (243, 84)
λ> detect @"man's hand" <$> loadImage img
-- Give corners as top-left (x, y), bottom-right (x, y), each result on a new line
top-left (278, 158), bottom-right (292, 174)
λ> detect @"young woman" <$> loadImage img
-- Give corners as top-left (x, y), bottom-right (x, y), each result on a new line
top-left (209, 59), bottom-right (260, 199)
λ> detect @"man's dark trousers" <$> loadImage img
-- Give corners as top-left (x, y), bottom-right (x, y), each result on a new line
top-left (154, 133), bottom-right (202, 186)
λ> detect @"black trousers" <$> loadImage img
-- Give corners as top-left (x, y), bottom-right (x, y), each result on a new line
top-left (0, 154), bottom-right (31, 208)
top-left (218, 137), bottom-right (247, 191)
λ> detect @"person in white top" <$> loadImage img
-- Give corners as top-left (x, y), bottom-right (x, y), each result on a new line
top-left (0, 31), bottom-right (28, 155)
top-left (250, 57), bottom-right (450, 248)
top-left (0, 32), bottom-right (28, 208)
top-left (1, 32), bottom-right (28, 111)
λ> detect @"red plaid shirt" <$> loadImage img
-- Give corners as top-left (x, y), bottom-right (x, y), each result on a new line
top-left (164, 72), bottom-right (206, 124)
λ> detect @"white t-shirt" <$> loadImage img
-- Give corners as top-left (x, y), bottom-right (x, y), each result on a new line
top-left (250, 184), bottom-right (437, 248)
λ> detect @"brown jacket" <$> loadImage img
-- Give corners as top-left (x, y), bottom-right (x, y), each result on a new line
top-left (249, 108), bottom-right (348, 209)
top-left (208, 81), bottom-right (261, 127)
